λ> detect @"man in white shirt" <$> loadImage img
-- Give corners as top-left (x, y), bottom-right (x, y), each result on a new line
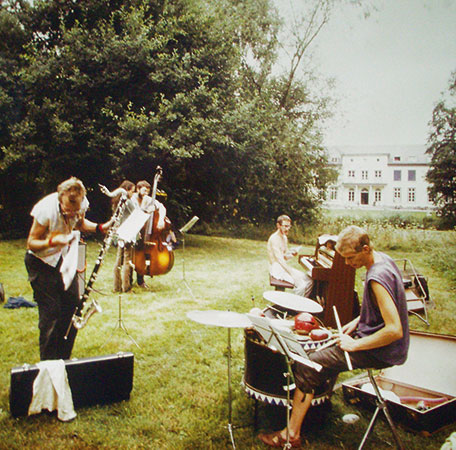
top-left (25, 177), bottom-right (111, 360)
top-left (267, 215), bottom-right (313, 297)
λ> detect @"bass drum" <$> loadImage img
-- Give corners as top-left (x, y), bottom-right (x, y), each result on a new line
top-left (243, 328), bottom-right (337, 408)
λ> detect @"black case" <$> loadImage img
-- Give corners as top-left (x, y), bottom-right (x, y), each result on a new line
top-left (10, 352), bottom-right (134, 417)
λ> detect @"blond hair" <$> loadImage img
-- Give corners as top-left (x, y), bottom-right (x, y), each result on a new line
top-left (57, 177), bottom-right (86, 202)
top-left (336, 225), bottom-right (371, 254)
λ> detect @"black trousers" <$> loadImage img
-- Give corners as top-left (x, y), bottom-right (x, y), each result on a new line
top-left (24, 252), bottom-right (79, 360)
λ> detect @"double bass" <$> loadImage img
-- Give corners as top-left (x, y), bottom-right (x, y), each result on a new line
top-left (133, 167), bottom-right (174, 277)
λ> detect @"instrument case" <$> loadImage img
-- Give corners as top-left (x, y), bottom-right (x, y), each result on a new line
top-left (342, 331), bottom-right (456, 435)
top-left (10, 352), bottom-right (134, 418)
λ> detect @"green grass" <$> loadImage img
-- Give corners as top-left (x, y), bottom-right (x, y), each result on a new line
top-left (0, 232), bottom-right (455, 449)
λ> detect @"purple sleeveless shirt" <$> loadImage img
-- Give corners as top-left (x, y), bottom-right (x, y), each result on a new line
top-left (354, 253), bottom-right (409, 366)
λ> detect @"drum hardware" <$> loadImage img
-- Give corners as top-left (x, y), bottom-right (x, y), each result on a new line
top-left (187, 310), bottom-right (251, 449)
top-left (263, 291), bottom-right (323, 314)
top-left (247, 314), bottom-right (323, 449)
top-left (178, 216), bottom-right (199, 300)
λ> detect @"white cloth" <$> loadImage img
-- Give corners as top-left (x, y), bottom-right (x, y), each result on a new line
top-left (270, 261), bottom-right (295, 285)
top-left (30, 192), bottom-right (89, 267)
top-left (59, 231), bottom-right (80, 290)
top-left (28, 360), bottom-right (76, 422)
top-left (441, 432), bottom-right (456, 450)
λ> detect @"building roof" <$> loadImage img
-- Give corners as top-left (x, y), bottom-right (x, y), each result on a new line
top-left (326, 145), bottom-right (430, 165)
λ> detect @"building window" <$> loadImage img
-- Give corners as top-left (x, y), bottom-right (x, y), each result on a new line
top-left (408, 170), bottom-right (416, 181)
top-left (394, 188), bottom-right (401, 202)
top-left (348, 170), bottom-right (355, 178)
top-left (374, 189), bottom-right (381, 203)
top-left (408, 188), bottom-right (416, 202)
top-left (360, 188), bottom-right (369, 205)
top-left (394, 156), bottom-right (401, 161)
top-left (361, 170), bottom-right (368, 180)
top-left (330, 187), bottom-right (338, 200)
top-left (394, 170), bottom-right (401, 181)
top-left (375, 170), bottom-right (382, 178)
top-left (348, 189), bottom-right (355, 202)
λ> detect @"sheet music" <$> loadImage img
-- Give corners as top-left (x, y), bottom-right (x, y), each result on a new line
top-left (116, 209), bottom-right (150, 243)
top-left (60, 231), bottom-right (80, 290)
top-left (179, 215), bottom-right (199, 233)
top-left (246, 314), bottom-right (322, 372)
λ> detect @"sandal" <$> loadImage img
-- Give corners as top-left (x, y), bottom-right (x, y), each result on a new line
top-left (258, 430), bottom-right (302, 448)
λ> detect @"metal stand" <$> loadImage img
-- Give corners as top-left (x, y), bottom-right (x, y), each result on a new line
top-left (187, 309), bottom-right (250, 449)
top-left (358, 369), bottom-right (404, 450)
top-left (226, 327), bottom-right (236, 449)
top-left (269, 326), bottom-right (294, 450)
top-left (180, 232), bottom-right (195, 299)
top-left (178, 216), bottom-right (198, 299)
top-left (101, 292), bottom-right (141, 349)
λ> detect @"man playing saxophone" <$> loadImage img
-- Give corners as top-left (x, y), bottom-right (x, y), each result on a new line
top-left (25, 177), bottom-right (112, 360)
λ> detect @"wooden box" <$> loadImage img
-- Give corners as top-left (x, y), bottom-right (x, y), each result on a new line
top-left (342, 331), bottom-right (456, 435)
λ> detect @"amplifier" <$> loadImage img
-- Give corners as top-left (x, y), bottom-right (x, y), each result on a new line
top-left (10, 352), bottom-right (134, 417)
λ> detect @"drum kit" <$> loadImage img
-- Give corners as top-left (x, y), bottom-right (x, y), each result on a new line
top-left (186, 291), bottom-right (324, 449)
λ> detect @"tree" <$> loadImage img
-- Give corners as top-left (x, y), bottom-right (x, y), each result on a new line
top-left (426, 71), bottom-right (456, 228)
top-left (0, 0), bottom-right (340, 236)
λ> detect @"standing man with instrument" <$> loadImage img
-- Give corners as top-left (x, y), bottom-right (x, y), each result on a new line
top-left (132, 178), bottom-right (170, 288)
top-left (267, 214), bottom-right (313, 297)
top-left (25, 177), bottom-right (112, 360)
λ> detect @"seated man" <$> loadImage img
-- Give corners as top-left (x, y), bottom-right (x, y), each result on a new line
top-left (267, 214), bottom-right (313, 297)
top-left (259, 225), bottom-right (410, 448)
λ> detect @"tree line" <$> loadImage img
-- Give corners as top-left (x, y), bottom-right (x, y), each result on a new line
top-left (0, 0), bottom-right (338, 237)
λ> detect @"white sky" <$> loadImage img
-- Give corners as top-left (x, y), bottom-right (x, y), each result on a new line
top-left (276, 0), bottom-right (456, 146)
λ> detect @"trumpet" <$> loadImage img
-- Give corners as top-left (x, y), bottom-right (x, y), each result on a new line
top-left (64, 189), bottom-right (128, 338)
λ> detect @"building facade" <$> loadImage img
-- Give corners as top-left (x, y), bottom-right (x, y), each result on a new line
top-left (325, 145), bottom-right (435, 210)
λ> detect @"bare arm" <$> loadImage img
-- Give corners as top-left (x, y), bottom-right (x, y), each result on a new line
top-left (27, 219), bottom-right (74, 251)
top-left (339, 281), bottom-right (403, 352)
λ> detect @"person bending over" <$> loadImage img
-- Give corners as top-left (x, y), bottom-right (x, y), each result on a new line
top-left (25, 177), bottom-right (112, 360)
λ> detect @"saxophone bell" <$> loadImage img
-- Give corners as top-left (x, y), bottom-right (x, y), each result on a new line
top-left (72, 299), bottom-right (102, 330)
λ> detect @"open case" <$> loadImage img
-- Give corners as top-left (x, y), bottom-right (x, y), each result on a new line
top-left (342, 331), bottom-right (456, 435)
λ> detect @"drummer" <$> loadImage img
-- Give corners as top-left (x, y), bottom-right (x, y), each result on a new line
top-left (258, 226), bottom-right (409, 448)
top-left (267, 215), bottom-right (313, 298)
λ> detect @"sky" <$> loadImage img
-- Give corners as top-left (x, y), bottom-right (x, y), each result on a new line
top-left (276, 0), bottom-right (456, 147)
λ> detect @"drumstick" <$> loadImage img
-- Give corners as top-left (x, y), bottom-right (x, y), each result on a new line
top-left (333, 306), bottom-right (353, 370)
top-left (314, 338), bottom-right (338, 352)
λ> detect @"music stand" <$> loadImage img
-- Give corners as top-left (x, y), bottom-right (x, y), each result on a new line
top-left (246, 314), bottom-right (322, 449)
top-left (187, 310), bottom-right (251, 449)
top-left (178, 216), bottom-right (199, 298)
top-left (101, 269), bottom-right (141, 349)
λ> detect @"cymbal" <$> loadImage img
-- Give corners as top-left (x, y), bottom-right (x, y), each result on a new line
top-left (263, 290), bottom-right (323, 313)
top-left (187, 310), bottom-right (252, 328)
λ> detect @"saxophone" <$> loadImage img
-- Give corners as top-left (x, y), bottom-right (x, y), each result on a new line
top-left (65, 188), bottom-right (128, 337)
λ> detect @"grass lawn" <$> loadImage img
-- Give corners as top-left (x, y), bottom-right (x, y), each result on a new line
top-left (0, 233), bottom-right (455, 449)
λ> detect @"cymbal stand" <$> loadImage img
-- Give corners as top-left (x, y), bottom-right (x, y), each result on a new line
top-left (269, 326), bottom-right (294, 450)
top-left (101, 291), bottom-right (141, 349)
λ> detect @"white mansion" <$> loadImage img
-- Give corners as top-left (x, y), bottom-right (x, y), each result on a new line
top-left (324, 145), bottom-right (435, 210)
